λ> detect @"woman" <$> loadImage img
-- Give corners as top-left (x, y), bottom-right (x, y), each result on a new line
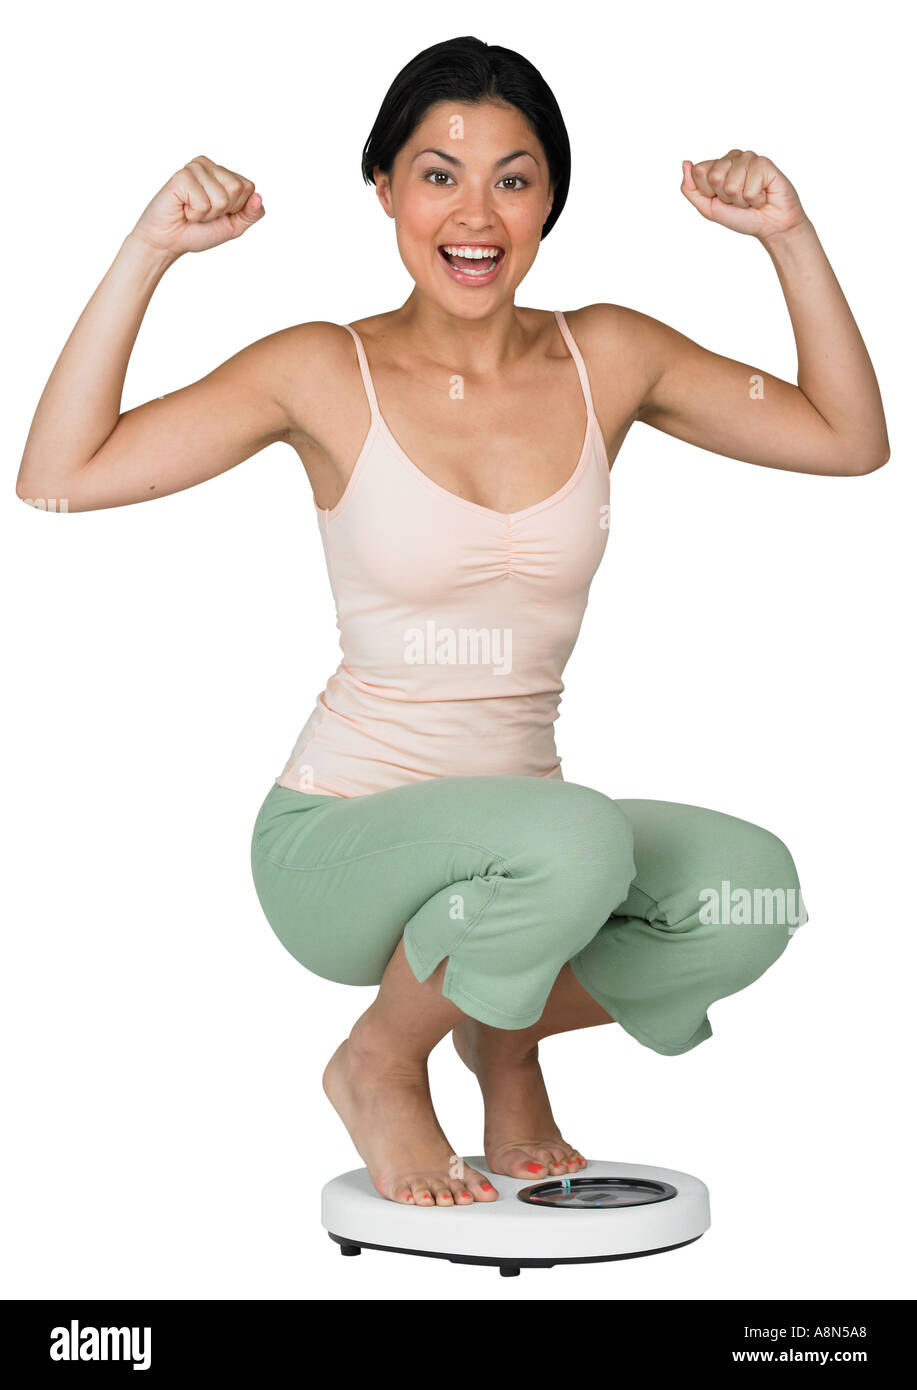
top-left (17, 37), bottom-right (888, 1211)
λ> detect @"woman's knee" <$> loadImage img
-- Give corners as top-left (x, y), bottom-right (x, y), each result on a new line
top-left (512, 781), bottom-right (637, 922)
top-left (691, 823), bottom-right (807, 990)
top-left (706, 822), bottom-right (806, 923)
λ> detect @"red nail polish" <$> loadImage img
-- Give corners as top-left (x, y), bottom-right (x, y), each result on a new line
top-left (481, 1180), bottom-right (494, 1190)
top-left (525, 1161), bottom-right (545, 1173)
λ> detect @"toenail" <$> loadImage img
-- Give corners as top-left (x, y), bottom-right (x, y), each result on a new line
top-left (525, 1162), bottom-right (545, 1173)
top-left (481, 1180), bottom-right (494, 1189)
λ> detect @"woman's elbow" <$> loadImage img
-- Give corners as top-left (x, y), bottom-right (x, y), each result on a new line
top-left (839, 444), bottom-right (891, 476)
top-left (16, 458), bottom-right (75, 512)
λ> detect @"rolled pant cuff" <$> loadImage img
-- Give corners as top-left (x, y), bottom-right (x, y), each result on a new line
top-left (570, 957), bottom-right (714, 1056)
top-left (403, 930), bottom-right (547, 1031)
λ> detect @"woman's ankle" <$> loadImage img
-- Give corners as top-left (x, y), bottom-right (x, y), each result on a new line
top-left (346, 1013), bottom-right (430, 1074)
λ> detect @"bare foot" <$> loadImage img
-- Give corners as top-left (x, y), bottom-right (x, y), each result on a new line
top-left (322, 1035), bottom-right (499, 1207)
top-left (453, 1020), bottom-right (588, 1181)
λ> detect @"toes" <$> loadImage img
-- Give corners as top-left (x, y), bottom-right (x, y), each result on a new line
top-left (532, 1147), bottom-right (565, 1174)
top-left (495, 1147), bottom-right (549, 1179)
top-left (540, 1145), bottom-right (586, 1173)
top-left (488, 1145), bottom-right (587, 1180)
top-left (448, 1178), bottom-right (474, 1204)
top-left (395, 1171), bottom-right (497, 1205)
top-left (465, 1169), bottom-right (499, 1201)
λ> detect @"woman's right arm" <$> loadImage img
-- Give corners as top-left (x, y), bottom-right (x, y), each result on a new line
top-left (16, 155), bottom-right (307, 513)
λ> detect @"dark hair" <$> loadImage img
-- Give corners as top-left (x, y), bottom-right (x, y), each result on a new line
top-left (360, 36), bottom-right (571, 240)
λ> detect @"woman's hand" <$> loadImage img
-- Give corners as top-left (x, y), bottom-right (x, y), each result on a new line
top-left (680, 150), bottom-right (808, 241)
top-left (128, 154), bottom-right (265, 259)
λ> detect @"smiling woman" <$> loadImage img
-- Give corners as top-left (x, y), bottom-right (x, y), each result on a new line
top-left (16, 32), bottom-right (885, 1220)
top-left (356, 39), bottom-right (569, 319)
top-left (359, 35), bottom-right (571, 238)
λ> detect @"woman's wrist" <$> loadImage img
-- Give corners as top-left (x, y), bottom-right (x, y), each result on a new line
top-left (757, 215), bottom-right (817, 259)
top-left (119, 229), bottom-right (182, 279)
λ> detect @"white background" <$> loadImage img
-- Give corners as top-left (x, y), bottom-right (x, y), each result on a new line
top-left (2, 0), bottom-right (914, 1301)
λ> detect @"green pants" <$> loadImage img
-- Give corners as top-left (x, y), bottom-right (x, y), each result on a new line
top-left (250, 776), bottom-right (806, 1055)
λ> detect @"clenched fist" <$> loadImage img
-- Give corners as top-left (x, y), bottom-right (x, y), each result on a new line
top-left (681, 150), bottom-right (808, 241)
top-left (129, 155), bottom-right (264, 258)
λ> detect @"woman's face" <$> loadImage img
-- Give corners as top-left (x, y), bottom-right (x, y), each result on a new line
top-left (373, 99), bottom-right (554, 317)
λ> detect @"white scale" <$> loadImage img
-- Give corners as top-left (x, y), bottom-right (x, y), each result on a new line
top-left (322, 1157), bottom-right (710, 1277)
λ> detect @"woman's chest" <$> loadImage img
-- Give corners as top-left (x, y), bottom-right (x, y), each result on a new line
top-left (306, 353), bottom-right (601, 517)
top-left (370, 365), bottom-right (591, 514)
top-left (323, 428), bottom-right (611, 602)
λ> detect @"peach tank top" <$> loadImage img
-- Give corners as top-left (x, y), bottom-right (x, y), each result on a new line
top-left (276, 310), bottom-right (611, 799)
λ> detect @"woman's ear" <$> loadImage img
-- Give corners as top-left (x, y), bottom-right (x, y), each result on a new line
top-left (373, 167), bottom-right (395, 220)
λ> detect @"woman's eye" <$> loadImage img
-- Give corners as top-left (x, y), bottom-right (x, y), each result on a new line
top-left (423, 170), bottom-right (529, 190)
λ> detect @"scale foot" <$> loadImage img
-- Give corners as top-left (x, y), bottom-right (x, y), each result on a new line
top-left (328, 1228), bottom-right (704, 1272)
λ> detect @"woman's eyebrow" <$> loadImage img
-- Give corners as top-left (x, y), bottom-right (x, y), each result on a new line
top-left (412, 146), bottom-right (540, 169)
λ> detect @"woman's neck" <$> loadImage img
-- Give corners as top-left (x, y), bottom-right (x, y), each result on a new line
top-left (393, 292), bottom-right (538, 375)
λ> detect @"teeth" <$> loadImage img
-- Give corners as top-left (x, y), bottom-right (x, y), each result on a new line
top-left (442, 245), bottom-right (501, 259)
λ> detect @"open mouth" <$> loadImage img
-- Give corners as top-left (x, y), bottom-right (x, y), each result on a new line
top-left (437, 244), bottom-right (505, 285)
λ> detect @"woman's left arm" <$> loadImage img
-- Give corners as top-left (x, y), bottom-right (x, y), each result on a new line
top-left (629, 150), bottom-right (890, 476)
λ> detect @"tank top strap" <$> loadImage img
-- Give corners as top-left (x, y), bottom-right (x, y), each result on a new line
top-left (553, 309), bottom-right (600, 428)
top-left (343, 323), bottom-right (380, 419)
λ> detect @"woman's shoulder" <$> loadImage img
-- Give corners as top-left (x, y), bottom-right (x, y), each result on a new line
top-left (337, 310), bottom-right (401, 345)
top-left (558, 304), bottom-right (655, 420)
top-left (560, 302), bottom-right (646, 344)
top-left (562, 302), bottom-right (680, 368)
top-left (277, 318), bottom-right (365, 359)
top-left (244, 320), bottom-right (373, 451)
